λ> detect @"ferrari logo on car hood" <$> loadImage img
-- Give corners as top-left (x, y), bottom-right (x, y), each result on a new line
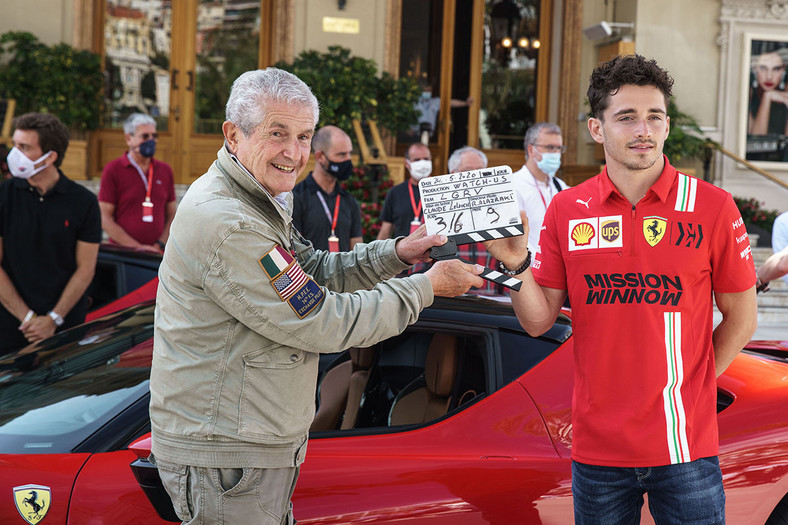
top-left (13, 484), bottom-right (51, 524)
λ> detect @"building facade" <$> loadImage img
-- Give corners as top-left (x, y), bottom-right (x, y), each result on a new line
top-left (1, 0), bottom-right (787, 210)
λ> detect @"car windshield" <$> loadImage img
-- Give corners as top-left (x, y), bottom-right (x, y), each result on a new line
top-left (0, 303), bottom-right (154, 454)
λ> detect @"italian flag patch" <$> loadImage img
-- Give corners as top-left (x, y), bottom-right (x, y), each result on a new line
top-left (258, 245), bottom-right (324, 318)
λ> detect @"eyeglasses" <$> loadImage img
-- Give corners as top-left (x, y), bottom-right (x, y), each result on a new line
top-left (139, 132), bottom-right (159, 140)
top-left (533, 144), bottom-right (566, 154)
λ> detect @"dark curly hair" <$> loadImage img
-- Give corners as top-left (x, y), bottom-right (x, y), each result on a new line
top-left (587, 55), bottom-right (674, 120)
top-left (13, 113), bottom-right (69, 168)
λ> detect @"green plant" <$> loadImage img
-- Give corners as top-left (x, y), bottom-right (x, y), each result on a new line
top-left (0, 31), bottom-right (103, 131)
top-left (481, 58), bottom-right (536, 149)
top-left (733, 196), bottom-right (780, 234)
top-left (345, 164), bottom-right (394, 242)
top-left (275, 46), bottom-right (420, 136)
top-left (664, 98), bottom-right (717, 164)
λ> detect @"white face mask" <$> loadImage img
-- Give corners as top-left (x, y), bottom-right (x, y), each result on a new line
top-left (7, 147), bottom-right (53, 179)
top-left (408, 159), bottom-right (433, 180)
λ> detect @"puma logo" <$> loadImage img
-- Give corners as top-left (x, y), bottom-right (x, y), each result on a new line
top-left (576, 197), bottom-right (592, 209)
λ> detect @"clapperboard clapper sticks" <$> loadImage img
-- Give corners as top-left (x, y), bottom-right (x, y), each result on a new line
top-left (419, 165), bottom-right (525, 291)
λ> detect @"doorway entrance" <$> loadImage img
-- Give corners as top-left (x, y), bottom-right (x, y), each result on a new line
top-left (93, 0), bottom-right (274, 184)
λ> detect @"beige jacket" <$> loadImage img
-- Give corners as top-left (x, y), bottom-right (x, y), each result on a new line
top-left (150, 146), bottom-right (433, 468)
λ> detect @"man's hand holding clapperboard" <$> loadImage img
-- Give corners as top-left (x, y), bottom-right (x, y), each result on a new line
top-left (419, 166), bottom-right (525, 291)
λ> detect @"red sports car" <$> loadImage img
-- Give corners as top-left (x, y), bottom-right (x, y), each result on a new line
top-left (1, 295), bottom-right (788, 524)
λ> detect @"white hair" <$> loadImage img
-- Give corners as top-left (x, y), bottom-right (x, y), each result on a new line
top-left (123, 113), bottom-right (157, 135)
top-left (225, 68), bottom-right (320, 136)
top-left (448, 146), bottom-right (488, 172)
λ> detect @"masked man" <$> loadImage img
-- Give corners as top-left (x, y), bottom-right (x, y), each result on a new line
top-left (377, 142), bottom-right (433, 240)
top-left (513, 122), bottom-right (569, 251)
top-left (0, 113), bottom-right (101, 354)
top-left (98, 113), bottom-right (176, 253)
top-left (292, 125), bottom-right (362, 252)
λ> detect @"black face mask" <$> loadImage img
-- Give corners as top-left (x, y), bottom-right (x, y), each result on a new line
top-left (138, 138), bottom-right (156, 158)
top-left (324, 158), bottom-right (354, 181)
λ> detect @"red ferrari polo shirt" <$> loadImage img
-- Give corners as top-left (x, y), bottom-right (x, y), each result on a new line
top-left (533, 158), bottom-right (755, 467)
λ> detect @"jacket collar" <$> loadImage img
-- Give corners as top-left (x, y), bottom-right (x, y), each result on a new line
top-left (217, 143), bottom-right (293, 224)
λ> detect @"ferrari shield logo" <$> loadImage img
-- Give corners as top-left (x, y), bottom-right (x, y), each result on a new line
top-left (643, 216), bottom-right (667, 247)
top-left (13, 484), bottom-right (51, 524)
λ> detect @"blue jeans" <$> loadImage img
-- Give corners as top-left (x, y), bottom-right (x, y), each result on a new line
top-left (572, 457), bottom-right (725, 525)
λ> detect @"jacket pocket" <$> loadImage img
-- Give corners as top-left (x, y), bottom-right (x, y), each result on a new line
top-left (238, 346), bottom-right (316, 439)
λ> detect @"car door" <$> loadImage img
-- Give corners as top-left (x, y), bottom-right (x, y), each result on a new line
top-left (294, 322), bottom-right (573, 523)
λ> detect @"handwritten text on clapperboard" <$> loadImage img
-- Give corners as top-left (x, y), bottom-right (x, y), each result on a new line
top-left (419, 166), bottom-right (521, 237)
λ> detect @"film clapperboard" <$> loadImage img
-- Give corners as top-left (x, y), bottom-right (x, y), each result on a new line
top-left (419, 165), bottom-right (525, 291)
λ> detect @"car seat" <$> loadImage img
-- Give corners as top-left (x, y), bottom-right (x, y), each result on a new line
top-left (311, 346), bottom-right (377, 432)
top-left (387, 333), bottom-right (460, 426)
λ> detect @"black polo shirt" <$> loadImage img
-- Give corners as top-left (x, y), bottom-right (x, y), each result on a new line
top-left (380, 180), bottom-right (421, 238)
top-left (292, 172), bottom-right (362, 251)
top-left (0, 171), bottom-right (101, 352)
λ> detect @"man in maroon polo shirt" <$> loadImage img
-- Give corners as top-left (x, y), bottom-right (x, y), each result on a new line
top-left (98, 113), bottom-right (176, 252)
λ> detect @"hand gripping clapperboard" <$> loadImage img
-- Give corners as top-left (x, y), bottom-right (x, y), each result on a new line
top-left (419, 165), bottom-right (524, 291)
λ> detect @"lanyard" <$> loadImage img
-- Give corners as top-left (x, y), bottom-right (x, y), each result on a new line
top-left (408, 182), bottom-right (422, 221)
top-left (532, 173), bottom-right (551, 211)
top-left (316, 191), bottom-right (340, 235)
top-left (128, 153), bottom-right (154, 202)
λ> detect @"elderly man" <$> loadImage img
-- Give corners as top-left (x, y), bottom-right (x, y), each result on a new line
top-left (512, 122), bottom-right (569, 251)
top-left (447, 145), bottom-right (487, 173)
top-left (150, 68), bottom-right (483, 525)
top-left (447, 146), bottom-right (500, 295)
top-left (98, 113), bottom-right (176, 252)
top-left (292, 125), bottom-right (362, 252)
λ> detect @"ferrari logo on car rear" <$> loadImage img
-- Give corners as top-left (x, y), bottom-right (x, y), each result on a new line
top-left (13, 485), bottom-right (51, 524)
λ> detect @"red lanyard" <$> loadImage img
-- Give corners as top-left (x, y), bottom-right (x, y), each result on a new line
top-left (533, 173), bottom-right (548, 210)
top-left (317, 192), bottom-right (341, 235)
top-left (128, 152), bottom-right (154, 202)
top-left (408, 182), bottom-right (422, 221)
top-left (145, 162), bottom-right (154, 203)
top-left (330, 194), bottom-right (340, 234)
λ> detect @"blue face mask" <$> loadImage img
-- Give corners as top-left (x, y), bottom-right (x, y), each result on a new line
top-left (535, 152), bottom-right (561, 176)
top-left (139, 138), bottom-right (156, 158)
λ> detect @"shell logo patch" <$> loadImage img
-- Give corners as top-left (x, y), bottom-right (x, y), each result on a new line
top-left (568, 216), bottom-right (623, 251)
top-left (571, 222), bottom-right (596, 246)
top-left (643, 216), bottom-right (667, 247)
top-left (13, 484), bottom-right (51, 524)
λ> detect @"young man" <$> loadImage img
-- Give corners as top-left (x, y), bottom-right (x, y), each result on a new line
top-left (486, 55), bottom-right (757, 523)
top-left (0, 113), bottom-right (101, 354)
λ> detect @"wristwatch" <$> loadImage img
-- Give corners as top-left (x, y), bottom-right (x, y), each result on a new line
top-left (48, 310), bottom-right (64, 327)
top-left (497, 250), bottom-right (532, 276)
top-left (155, 240), bottom-right (166, 251)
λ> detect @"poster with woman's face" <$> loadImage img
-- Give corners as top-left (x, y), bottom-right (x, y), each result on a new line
top-left (743, 35), bottom-right (788, 164)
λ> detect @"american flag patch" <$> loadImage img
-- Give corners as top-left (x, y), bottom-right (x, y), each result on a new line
top-left (273, 263), bottom-right (309, 300)
top-left (260, 244), bottom-right (324, 318)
